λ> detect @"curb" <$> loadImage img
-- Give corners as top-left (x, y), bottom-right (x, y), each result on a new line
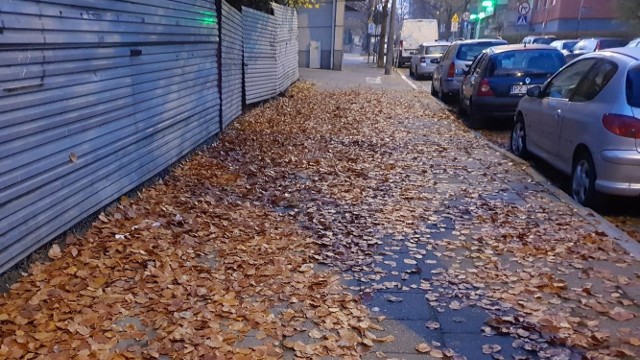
top-left (424, 94), bottom-right (640, 259)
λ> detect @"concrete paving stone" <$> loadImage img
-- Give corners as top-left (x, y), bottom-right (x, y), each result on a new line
top-left (368, 320), bottom-right (444, 354)
top-left (443, 333), bottom-right (533, 360)
top-left (481, 191), bottom-right (527, 206)
top-left (435, 305), bottom-right (491, 335)
top-left (364, 291), bottom-right (438, 321)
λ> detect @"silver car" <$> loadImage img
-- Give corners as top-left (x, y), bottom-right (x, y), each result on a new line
top-left (510, 47), bottom-right (640, 207)
top-left (409, 42), bottom-right (450, 80)
top-left (431, 39), bottom-right (507, 103)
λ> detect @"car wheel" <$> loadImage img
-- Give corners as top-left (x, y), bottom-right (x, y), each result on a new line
top-left (510, 115), bottom-right (528, 158)
top-left (409, 66), bottom-right (414, 77)
top-left (430, 81), bottom-right (438, 97)
top-left (457, 94), bottom-right (467, 116)
top-left (467, 100), bottom-right (484, 129)
top-left (571, 150), bottom-right (602, 208)
top-left (438, 81), bottom-right (451, 104)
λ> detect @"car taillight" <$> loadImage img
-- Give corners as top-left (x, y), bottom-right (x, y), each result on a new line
top-left (447, 62), bottom-right (455, 78)
top-left (602, 113), bottom-right (640, 138)
top-left (476, 79), bottom-right (494, 97)
top-left (420, 57), bottom-right (426, 63)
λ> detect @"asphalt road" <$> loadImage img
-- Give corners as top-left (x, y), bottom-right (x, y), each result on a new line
top-left (396, 66), bottom-right (640, 244)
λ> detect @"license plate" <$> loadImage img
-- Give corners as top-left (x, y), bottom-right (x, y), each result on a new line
top-left (511, 84), bottom-right (530, 94)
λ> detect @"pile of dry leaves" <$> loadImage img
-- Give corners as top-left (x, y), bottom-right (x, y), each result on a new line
top-left (1, 82), bottom-right (639, 359)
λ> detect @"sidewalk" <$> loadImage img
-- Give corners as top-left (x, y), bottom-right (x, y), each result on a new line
top-left (299, 53), bottom-right (412, 91)
top-left (1, 60), bottom-right (639, 360)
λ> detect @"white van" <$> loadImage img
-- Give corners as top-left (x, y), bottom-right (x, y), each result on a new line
top-left (397, 19), bottom-right (439, 67)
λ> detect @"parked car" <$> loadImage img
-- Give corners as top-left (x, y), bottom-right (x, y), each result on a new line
top-left (549, 39), bottom-right (579, 55)
top-left (409, 42), bottom-right (451, 80)
top-left (564, 37), bottom-right (628, 61)
top-left (396, 19), bottom-right (439, 67)
top-left (458, 44), bottom-right (566, 129)
top-left (627, 38), bottom-right (640, 47)
top-left (510, 47), bottom-right (640, 207)
top-left (431, 38), bottom-right (507, 103)
top-left (522, 35), bottom-right (557, 45)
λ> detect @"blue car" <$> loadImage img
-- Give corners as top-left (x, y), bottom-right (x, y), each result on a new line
top-left (458, 44), bottom-right (566, 129)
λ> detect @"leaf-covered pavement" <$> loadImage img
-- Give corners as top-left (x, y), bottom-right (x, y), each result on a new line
top-left (1, 83), bottom-right (639, 359)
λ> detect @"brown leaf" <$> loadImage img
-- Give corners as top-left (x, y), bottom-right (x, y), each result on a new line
top-left (415, 343), bottom-right (431, 353)
top-left (48, 244), bottom-right (62, 259)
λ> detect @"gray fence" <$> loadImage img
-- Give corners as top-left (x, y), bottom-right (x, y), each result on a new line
top-left (221, 1), bottom-right (243, 128)
top-left (273, 3), bottom-right (300, 94)
top-left (0, 0), bottom-right (298, 274)
top-left (243, 6), bottom-right (278, 104)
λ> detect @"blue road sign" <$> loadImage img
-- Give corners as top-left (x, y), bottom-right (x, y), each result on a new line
top-left (517, 15), bottom-right (528, 25)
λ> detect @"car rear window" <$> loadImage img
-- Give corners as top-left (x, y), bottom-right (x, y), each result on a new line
top-left (486, 50), bottom-right (566, 77)
top-left (456, 42), bottom-right (505, 61)
top-left (532, 38), bottom-right (555, 45)
top-left (628, 63), bottom-right (640, 108)
top-left (599, 39), bottom-right (628, 49)
top-left (426, 45), bottom-right (449, 55)
top-left (562, 41), bottom-right (578, 50)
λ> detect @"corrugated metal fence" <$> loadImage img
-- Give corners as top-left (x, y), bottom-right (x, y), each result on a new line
top-left (243, 6), bottom-right (278, 104)
top-left (273, 3), bottom-right (300, 94)
top-left (0, 0), bottom-right (298, 274)
top-left (220, 1), bottom-right (243, 128)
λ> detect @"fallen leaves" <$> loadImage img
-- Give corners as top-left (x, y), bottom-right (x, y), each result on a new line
top-left (2, 81), bottom-right (640, 360)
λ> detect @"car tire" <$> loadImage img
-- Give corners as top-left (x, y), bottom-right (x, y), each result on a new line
top-left (510, 115), bottom-right (528, 158)
top-left (467, 100), bottom-right (484, 129)
top-left (409, 66), bottom-right (414, 77)
top-left (457, 95), bottom-right (467, 116)
top-left (438, 81), bottom-right (451, 104)
top-left (571, 150), bottom-right (603, 208)
top-left (431, 81), bottom-right (438, 97)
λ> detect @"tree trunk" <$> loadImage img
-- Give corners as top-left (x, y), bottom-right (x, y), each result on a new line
top-left (377, 0), bottom-right (390, 67)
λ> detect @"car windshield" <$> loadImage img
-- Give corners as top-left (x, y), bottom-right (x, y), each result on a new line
top-left (456, 42), bottom-right (505, 61)
top-left (628, 63), bottom-right (640, 108)
top-left (426, 45), bottom-right (449, 55)
top-left (562, 41), bottom-right (578, 50)
top-left (486, 50), bottom-right (566, 77)
top-left (599, 39), bottom-right (628, 49)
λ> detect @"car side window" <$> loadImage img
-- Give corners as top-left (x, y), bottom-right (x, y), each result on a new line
top-left (474, 54), bottom-right (489, 76)
top-left (544, 59), bottom-right (597, 100)
top-left (416, 45), bottom-right (424, 55)
top-left (467, 53), bottom-right (484, 76)
top-left (571, 60), bottom-right (618, 102)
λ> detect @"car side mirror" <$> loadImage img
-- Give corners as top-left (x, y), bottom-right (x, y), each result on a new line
top-left (454, 68), bottom-right (466, 76)
top-left (430, 58), bottom-right (440, 64)
top-left (526, 85), bottom-right (542, 98)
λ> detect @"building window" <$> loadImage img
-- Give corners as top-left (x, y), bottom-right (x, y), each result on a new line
top-left (552, 0), bottom-right (556, 5)
top-left (544, 0), bottom-right (548, 8)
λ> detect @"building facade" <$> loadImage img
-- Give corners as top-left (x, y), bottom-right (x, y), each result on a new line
top-left (529, 0), bottom-right (618, 33)
top-left (298, 0), bottom-right (346, 70)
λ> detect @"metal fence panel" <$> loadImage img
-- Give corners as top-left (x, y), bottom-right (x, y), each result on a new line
top-left (272, 3), bottom-right (299, 94)
top-left (242, 6), bottom-right (277, 104)
top-left (221, 1), bottom-right (243, 127)
top-left (0, 0), bottom-right (220, 273)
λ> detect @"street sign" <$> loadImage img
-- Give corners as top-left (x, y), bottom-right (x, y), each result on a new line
top-left (451, 22), bottom-right (459, 32)
top-left (368, 23), bottom-right (375, 34)
top-left (518, 1), bottom-right (530, 15)
top-left (462, 12), bottom-right (471, 21)
top-left (451, 13), bottom-right (460, 23)
top-left (516, 15), bottom-right (528, 25)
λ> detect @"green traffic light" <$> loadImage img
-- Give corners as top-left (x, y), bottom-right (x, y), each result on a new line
top-left (481, 0), bottom-right (493, 7)
top-left (469, 14), bottom-right (478, 20)
top-left (478, 11), bottom-right (486, 19)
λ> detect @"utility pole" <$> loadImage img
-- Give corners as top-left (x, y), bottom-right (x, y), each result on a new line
top-left (384, 0), bottom-right (397, 75)
top-left (576, 0), bottom-right (585, 37)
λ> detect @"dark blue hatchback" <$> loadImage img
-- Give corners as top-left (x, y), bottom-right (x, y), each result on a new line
top-left (458, 44), bottom-right (566, 129)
